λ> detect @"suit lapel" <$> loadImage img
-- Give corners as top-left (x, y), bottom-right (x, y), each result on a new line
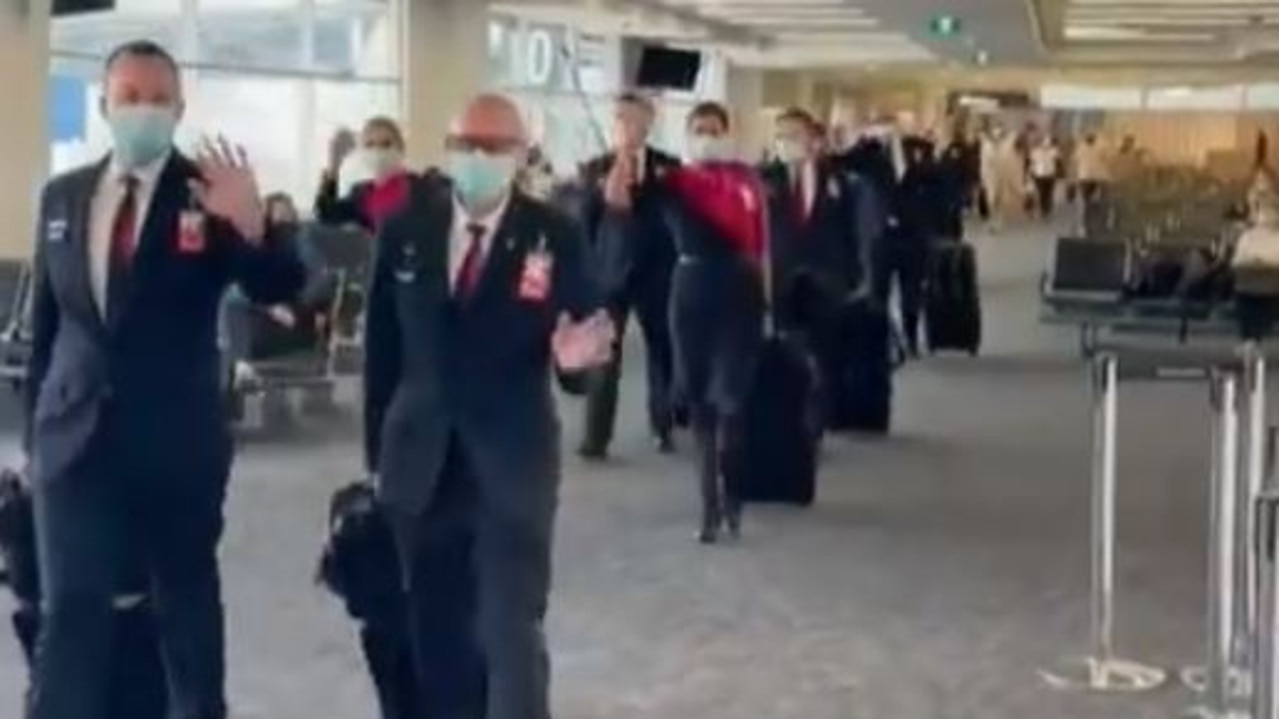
top-left (69, 160), bottom-right (108, 334)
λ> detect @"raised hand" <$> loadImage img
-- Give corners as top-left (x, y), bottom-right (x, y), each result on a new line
top-left (552, 310), bottom-right (615, 371)
top-left (189, 135), bottom-right (266, 244)
top-left (328, 128), bottom-right (356, 174)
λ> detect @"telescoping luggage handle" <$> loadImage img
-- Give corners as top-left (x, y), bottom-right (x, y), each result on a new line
top-left (758, 174), bottom-right (776, 340)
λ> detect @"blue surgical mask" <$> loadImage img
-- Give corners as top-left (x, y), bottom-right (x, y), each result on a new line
top-left (686, 135), bottom-right (733, 164)
top-left (107, 105), bottom-right (178, 169)
top-left (447, 151), bottom-right (517, 208)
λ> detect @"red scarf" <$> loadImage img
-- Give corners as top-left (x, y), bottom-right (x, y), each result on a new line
top-left (361, 172), bottom-right (410, 229)
top-left (666, 163), bottom-right (767, 263)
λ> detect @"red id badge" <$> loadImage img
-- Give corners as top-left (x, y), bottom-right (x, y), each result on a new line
top-left (518, 250), bottom-right (553, 302)
top-left (177, 211), bottom-right (207, 254)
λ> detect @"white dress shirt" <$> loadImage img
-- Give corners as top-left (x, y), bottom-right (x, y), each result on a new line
top-left (789, 161), bottom-right (817, 217)
top-left (1030, 144), bottom-right (1060, 179)
top-left (449, 194), bottom-right (511, 292)
top-left (88, 152), bottom-right (170, 313)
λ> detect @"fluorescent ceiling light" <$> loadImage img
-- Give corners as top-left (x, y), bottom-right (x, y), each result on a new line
top-left (1064, 25), bottom-right (1216, 41)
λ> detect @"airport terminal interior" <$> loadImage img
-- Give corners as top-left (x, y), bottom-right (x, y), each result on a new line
top-left (9, 0), bottom-right (1279, 718)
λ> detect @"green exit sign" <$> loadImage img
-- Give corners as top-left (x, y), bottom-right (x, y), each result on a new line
top-left (929, 15), bottom-right (961, 37)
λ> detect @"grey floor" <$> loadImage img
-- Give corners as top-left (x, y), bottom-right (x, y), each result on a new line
top-left (0, 222), bottom-right (1234, 718)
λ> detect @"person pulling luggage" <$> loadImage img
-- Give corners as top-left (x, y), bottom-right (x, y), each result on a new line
top-left (760, 108), bottom-right (854, 331)
top-left (878, 139), bottom-right (941, 357)
top-left (759, 108), bottom-right (867, 420)
top-left (635, 101), bottom-right (766, 543)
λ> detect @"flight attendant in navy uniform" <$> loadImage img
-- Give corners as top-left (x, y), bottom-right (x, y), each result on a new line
top-left (577, 92), bottom-right (681, 459)
top-left (604, 101), bottom-right (765, 544)
top-left (24, 40), bottom-right (305, 719)
top-left (760, 108), bottom-right (861, 344)
top-left (363, 93), bottom-right (614, 719)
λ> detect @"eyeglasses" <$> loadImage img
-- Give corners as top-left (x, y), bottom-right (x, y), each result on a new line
top-left (446, 135), bottom-right (525, 154)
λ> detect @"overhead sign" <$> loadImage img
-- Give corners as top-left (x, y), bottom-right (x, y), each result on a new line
top-left (929, 15), bottom-right (961, 38)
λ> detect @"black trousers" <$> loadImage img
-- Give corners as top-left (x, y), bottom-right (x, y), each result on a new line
top-left (1034, 176), bottom-right (1056, 217)
top-left (28, 427), bottom-right (229, 719)
top-left (874, 236), bottom-right (929, 352)
top-left (580, 267), bottom-right (676, 452)
top-left (387, 441), bottom-right (486, 719)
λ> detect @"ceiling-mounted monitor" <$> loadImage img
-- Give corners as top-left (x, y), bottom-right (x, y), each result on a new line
top-left (52, 0), bottom-right (114, 16)
top-left (627, 43), bottom-right (702, 91)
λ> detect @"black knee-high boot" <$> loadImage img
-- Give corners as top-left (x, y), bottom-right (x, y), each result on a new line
top-left (691, 406), bottom-right (723, 544)
top-left (718, 413), bottom-right (744, 538)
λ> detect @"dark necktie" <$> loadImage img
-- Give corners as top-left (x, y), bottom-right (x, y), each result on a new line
top-left (107, 175), bottom-right (139, 319)
top-left (455, 222), bottom-right (487, 298)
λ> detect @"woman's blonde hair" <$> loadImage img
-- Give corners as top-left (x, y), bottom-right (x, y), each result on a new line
top-left (361, 116), bottom-right (405, 149)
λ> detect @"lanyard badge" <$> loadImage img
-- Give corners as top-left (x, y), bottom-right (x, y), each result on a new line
top-left (518, 234), bottom-right (553, 302)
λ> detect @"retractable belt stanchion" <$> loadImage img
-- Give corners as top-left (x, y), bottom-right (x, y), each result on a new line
top-left (1186, 367), bottom-right (1249, 719)
top-left (1041, 352), bottom-right (1166, 691)
top-left (1237, 345), bottom-right (1269, 687)
top-left (1252, 492), bottom-right (1279, 719)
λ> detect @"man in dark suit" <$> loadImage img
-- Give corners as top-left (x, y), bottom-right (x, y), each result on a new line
top-left (761, 108), bottom-right (862, 329)
top-left (24, 40), bottom-right (305, 719)
top-left (883, 139), bottom-right (942, 356)
top-left (576, 91), bottom-right (681, 459)
top-left (364, 93), bottom-right (612, 719)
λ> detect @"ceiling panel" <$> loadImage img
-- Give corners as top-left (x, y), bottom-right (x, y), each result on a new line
top-left (1052, 0), bottom-right (1279, 64)
top-left (494, 0), bottom-right (1038, 68)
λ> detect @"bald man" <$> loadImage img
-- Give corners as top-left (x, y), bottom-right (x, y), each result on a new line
top-left (363, 92), bottom-right (613, 719)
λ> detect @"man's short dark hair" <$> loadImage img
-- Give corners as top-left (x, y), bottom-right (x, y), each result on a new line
top-left (777, 107), bottom-right (819, 134)
top-left (104, 40), bottom-right (180, 78)
top-left (614, 91), bottom-right (654, 113)
top-left (686, 101), bottom-right (730, 130)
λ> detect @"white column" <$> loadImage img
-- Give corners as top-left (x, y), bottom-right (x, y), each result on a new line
top-left (0, 0), bottom-right (49, 260)
top-left (400, 0), bottom-right (488, 168)
top-left (724, 63), bottom-right (766, 159)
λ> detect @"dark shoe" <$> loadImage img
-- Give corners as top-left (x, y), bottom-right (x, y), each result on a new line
top-left (655, 431), bottom-right (675, 454)
top-left (723, 499), bottom-right (742, 540)
top-left (577, 444), bottom-right (608, 461)
top-left (697, 523), bottom-right (719, 545)
top-left (698, 504), bottom-right (722, 545)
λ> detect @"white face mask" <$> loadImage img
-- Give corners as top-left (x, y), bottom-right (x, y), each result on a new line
top-left (774, 138), bottom-right (808, 164)
top-left (686, 135), bottom-right (733, 163)
top-left (361, 147), bottom-right (403, 180)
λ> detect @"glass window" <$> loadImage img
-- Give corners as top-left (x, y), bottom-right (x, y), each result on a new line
top-left (195, 11), bottom-right (305, 71)
top-left (1039, 84), bottom-right (1144, 110)
top-left (1245, 83), bottom-right (1279, 110)
top-left (1145, 85), bottom-right (1244, 111)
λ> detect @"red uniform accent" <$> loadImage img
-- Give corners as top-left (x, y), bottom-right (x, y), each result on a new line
top-left (361, 171), bottom-right (411, 229)
top-left (667, 163), bottom-right (768, 263)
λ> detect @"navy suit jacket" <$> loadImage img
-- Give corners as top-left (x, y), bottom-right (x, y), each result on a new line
top-left (579, 147), bottom-right (680, 298)
top-left (26, 153), bottom-right (306, 487)
top-left (363, 185), bottom-right (602, 525)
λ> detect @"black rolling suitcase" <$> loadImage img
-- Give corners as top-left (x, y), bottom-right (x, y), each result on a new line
top-left (317, 481), bottom-right (424, 719)
top-left (725, 333), bottom-right (822, 506)
top-left (827, 299), bottom-right (895, 434)
top-left (0, 470), bottom-right (167, 719)
top-left (925, 241), bottom-right (982, 355)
